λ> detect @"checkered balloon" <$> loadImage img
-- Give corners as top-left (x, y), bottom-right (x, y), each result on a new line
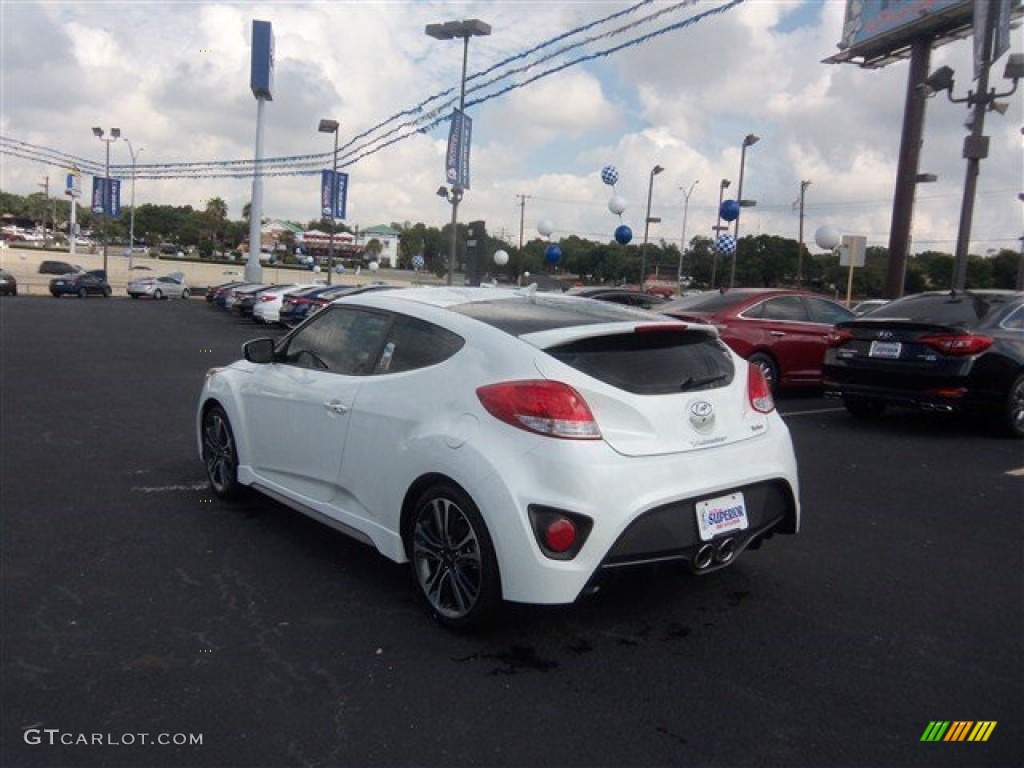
top-left (600, 165), bottom-right (620, 186)
top-left (412, 254), bottom-right (425, 270)
top-left (715, 233), bottom-right (736, 254)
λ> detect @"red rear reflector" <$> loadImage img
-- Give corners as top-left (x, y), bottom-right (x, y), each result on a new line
top-left (477, 380), bottom-right (601, 439)
top-left (545, 518), bottom-right (577, 552)
top-left (918, 333), bottom-right (993, 356)
top-left (747, 363), bottom-right (775, 414)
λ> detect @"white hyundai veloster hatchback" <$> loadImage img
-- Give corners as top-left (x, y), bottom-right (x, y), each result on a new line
top-left (198, 287), bottom-right (800, 629)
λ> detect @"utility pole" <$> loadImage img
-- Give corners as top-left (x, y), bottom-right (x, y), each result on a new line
top-left (39, 176), bottom-right (50, 247)
top-left (517, 194), bottom-right (531, 254)
top-left (797, 180), bottom-right (811, 288)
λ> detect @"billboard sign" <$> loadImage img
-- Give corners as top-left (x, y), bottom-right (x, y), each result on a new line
top-left (250, 20), bottom-right (274, 100)
top-left (835, 0), bottom-right (972, 63)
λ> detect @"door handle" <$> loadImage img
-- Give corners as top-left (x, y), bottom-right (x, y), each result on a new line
top-left (324, 400), bottom-right (349, 415)
top-left (769, 331), bottom-right (786, 337)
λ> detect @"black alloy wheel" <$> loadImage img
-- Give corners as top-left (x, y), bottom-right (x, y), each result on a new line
top-left (1001, 374), bottom-right (1024, 439)
top-left (202, 404), bottom-right (241, 499)
top-left (77, 287), bottom-right (87, 299)
top-left (409, 483), bottom-right (501, 630)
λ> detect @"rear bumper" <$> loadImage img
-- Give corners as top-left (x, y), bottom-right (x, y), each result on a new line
top-left (595, 479), bottom-right (796, 575)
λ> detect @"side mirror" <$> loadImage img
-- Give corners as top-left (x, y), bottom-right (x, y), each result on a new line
top-left (243, 337), bottom-right (276, 364)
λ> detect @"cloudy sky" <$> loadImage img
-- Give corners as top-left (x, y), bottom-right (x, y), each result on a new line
top-left (1, 0), bottom-right (1021, 257)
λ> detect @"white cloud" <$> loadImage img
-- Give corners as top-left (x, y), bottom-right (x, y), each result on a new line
top-left (1, 0), bottom-right (1021, 261)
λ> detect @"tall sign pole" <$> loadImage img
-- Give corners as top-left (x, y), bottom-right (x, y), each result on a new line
top-left (247, 20), bottom-right (274, 283)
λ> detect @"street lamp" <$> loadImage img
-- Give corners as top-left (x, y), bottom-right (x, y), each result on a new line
top-left (677, 180), bottom-right (698, 295)
top-left (922, 51), bottom-right (1022, 291)
top-left (710, 179), bottom-right (730, 288)
top-left (730, 133), bottom-right (759, 288)
top-left (318, 118), bottom-right (340, 285)
top-left (425, 18), bottom-right (491, 286)
top-left (92, 126), bottom-right (120, 276)
top-left (640, 164), bottom-right (664, 290)
top-left (123, 138), bottom-right (142, 270)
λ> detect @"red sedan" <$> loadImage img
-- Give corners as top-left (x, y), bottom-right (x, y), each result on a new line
top-left (660, 288), bottom-right (855, 391)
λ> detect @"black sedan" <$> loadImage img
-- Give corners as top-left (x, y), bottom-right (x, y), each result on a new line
top-left (823, 290), bottom-right (1024, 437)
top-left (49, 270), bottom-right (112, 298)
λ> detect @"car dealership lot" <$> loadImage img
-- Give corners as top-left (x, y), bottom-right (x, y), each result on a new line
top-left (2, 297), bottom-right (1021, 767)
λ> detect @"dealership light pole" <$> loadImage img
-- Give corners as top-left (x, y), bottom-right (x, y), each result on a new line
top-left (92, 126), bottom-right (120, 276)
top-left (640, 164), bottom-right (664, 289)
top-left (124, 138), bottom-right (142, 270)
top-left (710, 178), bottom-right (730, 288)
top-left (425, 18), bottom-right (491, 285)
top-left (677, 180), bottom-right (698, 294)
top-left (318, 118), bottom-right (340, 285)
top-left (730, 133), bottom-right (759, 288)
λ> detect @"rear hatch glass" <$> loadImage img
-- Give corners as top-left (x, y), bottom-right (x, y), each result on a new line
top-left (545, 330), bottom-right (734, 395)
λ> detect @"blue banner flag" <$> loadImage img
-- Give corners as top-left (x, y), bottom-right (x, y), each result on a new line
top-left (320, 170), bottom-right (349, 219)
top-left (91, 177), bottom-right (121, 217)
top-left (445, 109), bottom-right (472, 190)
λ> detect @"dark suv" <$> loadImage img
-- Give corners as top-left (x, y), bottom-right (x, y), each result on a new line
top-left (38, 260), bottom-right (84, 275)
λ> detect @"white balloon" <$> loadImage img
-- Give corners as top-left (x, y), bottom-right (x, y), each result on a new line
top-left (312, 265), bottom-right (321, 273)
top-left (815, 225), bottom-right (841, 250)
top-left (608, 194), bottom-right (627, 215)
top-left (368, 261), bottom-right (380, 272)
top-left (537, 219), bottom-right (554, 237)
top-left (493, 249), bottom-right (509, 266)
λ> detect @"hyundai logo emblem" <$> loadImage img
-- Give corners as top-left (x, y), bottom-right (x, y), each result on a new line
top-left (690, 400), bottom-right (715, 428)
top-left (876, 330), bottom-right (894, 339)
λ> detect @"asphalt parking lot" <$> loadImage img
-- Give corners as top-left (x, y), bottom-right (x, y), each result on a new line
top-left (2, 295), bottom-right (1021, 768)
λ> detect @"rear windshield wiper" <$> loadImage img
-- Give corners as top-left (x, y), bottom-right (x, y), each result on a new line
top-left (679, 374), bottom-right (729, 391)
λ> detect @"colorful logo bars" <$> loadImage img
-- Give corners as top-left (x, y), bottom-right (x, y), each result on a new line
top-left (921, 721), bottom-right (997, 742)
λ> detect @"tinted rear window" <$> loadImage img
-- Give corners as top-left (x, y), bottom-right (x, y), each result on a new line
top-left (546, 331), bottom-right (735, 395)
top-left (451, 296), bottom-right (653, 336)
top-left (869, 293), bottom-right (1019, 326)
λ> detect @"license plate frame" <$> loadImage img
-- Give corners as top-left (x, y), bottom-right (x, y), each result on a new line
top-left (869, 340), bottom-right (902, 359)
top-left (696, 492), bottom-right (749, 542)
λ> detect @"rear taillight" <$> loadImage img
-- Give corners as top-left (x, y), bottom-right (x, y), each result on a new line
top-left (476, 380), bottom-right (601, 439)
top-left (918, 333), bottom-right (993, 356)
top-left (259, 295), bottom-right (275, 302)
top-left (747, 364), bottom-right (775, 414)
top-left (827, 329), bottom-right (854, 347)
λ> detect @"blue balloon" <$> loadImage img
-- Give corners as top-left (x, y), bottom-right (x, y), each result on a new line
top-left (545, 244), bottom-right (562, 264)
top-left (720, 199), bottom-right (741, 222)
top-left (614, 224), bottom-right (633, 245)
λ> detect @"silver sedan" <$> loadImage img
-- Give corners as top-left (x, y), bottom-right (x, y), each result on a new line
top-left (127, 272), bottom-right (190, 300)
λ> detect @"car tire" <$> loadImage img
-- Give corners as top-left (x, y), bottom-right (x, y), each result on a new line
top-left (998, 373), bottom-right (1024, 439)
top-left (181, 288), bottom-right (190, 300)
top-left (103, 286), bottom-right (112, 297)
top-left (51, 292), bottom-right (60, 298)
top-left (77, 287), bottom-right (87, 299)
top-left (747, 352), bottom-right (779, 393)
top-left (153, 289), bottom-right (164, 300)
top-left (407, 482), bottom-right (501, 631)
top-left (201, 404), bottom-right (242, 499)
top-left (843, 395), bottom-right (886, 418)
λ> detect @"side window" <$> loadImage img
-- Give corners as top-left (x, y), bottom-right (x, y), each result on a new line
top-left (280, 307), bottom-right (391, 374)
top-left (1001, 304), bottom-right (1024, 331)
top-left (806, 297), bottom-right (854, 325)
top-left (374, 314), bottom-right (465, 374)
top-left (757, 296), bottom-right (809, 322)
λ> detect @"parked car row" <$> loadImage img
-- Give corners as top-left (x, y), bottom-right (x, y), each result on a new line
top-left (205, 279), bottom-right (395, 327)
